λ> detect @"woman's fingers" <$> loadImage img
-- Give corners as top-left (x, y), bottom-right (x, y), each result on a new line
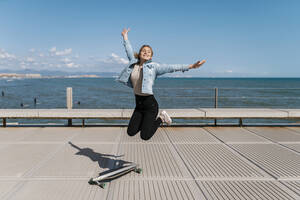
top-left (122, 28), bottom-right (130, 36)
top-left (192, 60), bottom-right (206, 69)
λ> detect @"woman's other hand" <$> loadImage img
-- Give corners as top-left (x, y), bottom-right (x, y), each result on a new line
top-left (189, 60), bottom-right (206, 69)
top-left (121, 28), bottom-right (130, 40)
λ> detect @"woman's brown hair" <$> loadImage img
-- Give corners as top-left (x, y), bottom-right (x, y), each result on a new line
top-left (134, 45), bottom-right (153, 64)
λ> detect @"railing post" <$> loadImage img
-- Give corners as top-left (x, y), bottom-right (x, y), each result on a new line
top-left (67, 87), bottom-right (72, 126)
top-left (3, 118), bottom-right (6, 127)
top-left (214, 87), bottom-right (218, 126)
top-left (67, 87), bottom-right (73, 109)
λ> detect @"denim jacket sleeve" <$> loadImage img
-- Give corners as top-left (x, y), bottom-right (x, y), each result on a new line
top-left (155, 63), bottom-right (190, 76)
top-left (123, 39), bottom-right (134, 62)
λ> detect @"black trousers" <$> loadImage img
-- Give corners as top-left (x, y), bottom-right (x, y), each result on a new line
top-left (127, 94), bottom-right (162, 140)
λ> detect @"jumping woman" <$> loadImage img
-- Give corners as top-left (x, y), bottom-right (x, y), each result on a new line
top-left (117, 28), bottom-right (206, 141)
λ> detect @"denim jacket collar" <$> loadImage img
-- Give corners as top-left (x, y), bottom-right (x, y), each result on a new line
top-left (130, 59), bottom-right (153, 67)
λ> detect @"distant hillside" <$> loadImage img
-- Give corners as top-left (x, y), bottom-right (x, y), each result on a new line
top-left (0, 69), bottom-right (118, 77)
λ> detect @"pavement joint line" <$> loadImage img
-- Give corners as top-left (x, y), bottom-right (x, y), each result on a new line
top-left (194, 177), bottom-right (277, 181)
top-left (163, 127), bottom-right (209, 200)
top-left (65, 142), bottom-right (120, 144)
top-left (279, 142), bottom-right (300, 144)
top-left (104, 127), bottom-right (124, 200)
top-left (226, 142), bottom-right (273, 144)
top-left (278, 178), bottom-right (300, 181)
top-left (173, 141), bottom-right (222, 144)
top-left (202, 127), bottom-right (277, 180)
top-left (0, 177), bottom-right (299, 181)
top-left (244, 127), bottom-right (300, 155)
top-left (0, 142), bottom-right (120, 144)
top-left (119, 142), bottom-right (170, 144)
top-left (0, 177), bottom-right (197, 181)
top-left (2, 180), bottom-right (26, 200)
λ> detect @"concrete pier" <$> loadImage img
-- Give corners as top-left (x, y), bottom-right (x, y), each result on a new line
top-left (0, 126), bottom-right (299, 199)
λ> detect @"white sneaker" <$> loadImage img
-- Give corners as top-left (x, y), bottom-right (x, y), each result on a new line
top-left (159, 110), bottom-right (172, 125)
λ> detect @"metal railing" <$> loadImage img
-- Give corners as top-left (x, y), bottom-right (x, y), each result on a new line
top-left (1, 87), bottom-right (300, 109)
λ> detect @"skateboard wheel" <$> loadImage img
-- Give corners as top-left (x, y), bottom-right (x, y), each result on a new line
top-left (100, 183), bottom-right (106, 188)
top-left (88, 178), bottom-right (95, 185)
top-left (135, 168), bottom-right (142, 174)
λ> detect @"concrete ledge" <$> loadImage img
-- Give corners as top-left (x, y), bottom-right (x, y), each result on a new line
top-left (278, 109), bottom-right (300, 118)
top-left (199, 108), bottom-right (289, 119)
top-left (0, 108), bottom-right (299, 119)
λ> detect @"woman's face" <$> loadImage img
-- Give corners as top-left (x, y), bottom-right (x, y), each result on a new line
top-left (139, 47), bottom-right (152, 61)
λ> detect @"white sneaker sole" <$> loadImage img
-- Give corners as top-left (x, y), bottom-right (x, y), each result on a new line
top-left (161, 110), bottom-right (172, 125)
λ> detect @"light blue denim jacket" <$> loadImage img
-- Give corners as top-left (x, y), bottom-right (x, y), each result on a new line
top-left (116, 39), bottom-right (190, 95)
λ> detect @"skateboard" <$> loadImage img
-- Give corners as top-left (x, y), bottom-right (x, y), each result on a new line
top-left (88, 163), bottom-right (142, 188)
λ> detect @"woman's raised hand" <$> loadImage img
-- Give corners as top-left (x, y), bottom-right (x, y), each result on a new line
top-left (121, 28), bottom-right (130, 40)
top-left (189, 60), bottom-right (206, 69)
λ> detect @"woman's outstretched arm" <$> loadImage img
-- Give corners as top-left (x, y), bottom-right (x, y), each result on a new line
top-left (121, 28), bottom-right (134, 62)
top-left (155, 60), bottom-right (206, 76)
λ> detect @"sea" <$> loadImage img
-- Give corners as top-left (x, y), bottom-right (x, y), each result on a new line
top-left (1, 77), bottom-right (300, 125)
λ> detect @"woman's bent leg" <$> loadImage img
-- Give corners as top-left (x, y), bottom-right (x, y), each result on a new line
top-left (127, 109), bottom-right (143, 136)
top-left (140, 113), bottom-right (162, 140)
top-left (140, 97), bottom-right (162, 140)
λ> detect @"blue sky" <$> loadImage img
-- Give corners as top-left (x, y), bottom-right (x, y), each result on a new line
top-left (0, 0), bottom-right (299, 77)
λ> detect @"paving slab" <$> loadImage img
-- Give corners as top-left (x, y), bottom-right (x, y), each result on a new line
top-left (0, 144), bottom-right (60, 177)
top-left (31, 143), bottom-right (117, 178)
top-left (280, 180), bottom-right (300, 196)
top-left (204, 127), bottom-right (270, 143)
top-left (0, 181), bottom-right (20, 200)
top-left (1, 126), bottom-right (299, 200)
top-left (175, 144), bottom-right (271, 180)
top-left (197, 180), bottom-right (299, 200)
top-left (286, 127), bottom-right (300, 135)
top-left (120, 127), bottom-right (169, 144)
top-left (0, 128), bottom-right (40, 143)
top-left (107, 180), bottom-right (205, 200)
top-left (164, 127), bottom-right (219, 144)
top-left (20, 127), bottom-right (80, 142)
top-left (230, 144), bottom-right (300, 179)
top-left (245, 127), bottom-right (300, 143)
top-left (6, 180), bottom-right (107, 200)
top-left (71, 127), bottom-right (121, 143)
top-left (115, 143), bottom-right (192, 179)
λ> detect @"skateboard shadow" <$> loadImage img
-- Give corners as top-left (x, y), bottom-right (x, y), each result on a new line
top-left (68, 141), bottom-right (131, 172)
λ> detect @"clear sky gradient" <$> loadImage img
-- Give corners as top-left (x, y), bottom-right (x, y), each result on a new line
top-left (0, 0), bottom-right (299, 77)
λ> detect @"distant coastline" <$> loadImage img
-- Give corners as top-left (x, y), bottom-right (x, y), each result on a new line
top-left (0, 73), bottom-right (100, 79)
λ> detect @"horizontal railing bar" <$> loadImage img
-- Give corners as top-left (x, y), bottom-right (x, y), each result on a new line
top-left (153, 88), bottom-right (300, 90)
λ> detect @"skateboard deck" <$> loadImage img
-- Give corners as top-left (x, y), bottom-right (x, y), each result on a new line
top-left (88, 163), bottom-right (142, 188)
